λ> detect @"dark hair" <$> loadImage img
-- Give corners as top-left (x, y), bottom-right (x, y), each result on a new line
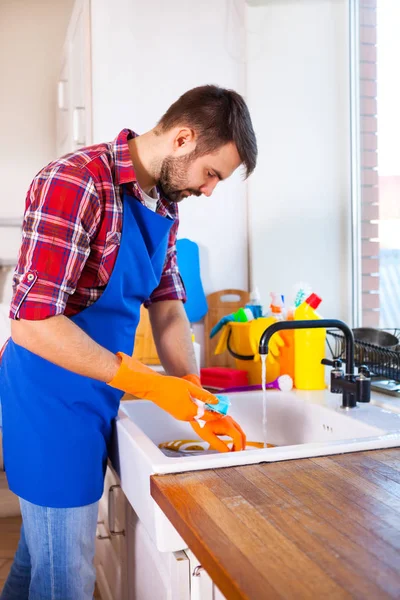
top-left (157, 85), bottom-right (257, 177)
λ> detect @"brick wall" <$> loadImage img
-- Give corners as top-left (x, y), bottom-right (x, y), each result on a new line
top-left (360, 0), bottom-right (380, 327)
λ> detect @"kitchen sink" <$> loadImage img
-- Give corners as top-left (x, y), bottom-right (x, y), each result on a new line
top-left (112, 389), bottom-right (400, 552)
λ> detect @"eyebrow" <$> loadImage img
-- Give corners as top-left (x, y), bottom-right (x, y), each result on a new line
top-left (214, 170), bottom-right (223, 181)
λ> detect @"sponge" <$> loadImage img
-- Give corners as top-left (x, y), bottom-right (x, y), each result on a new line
top-left (205, 394), bottom-right (231, 416)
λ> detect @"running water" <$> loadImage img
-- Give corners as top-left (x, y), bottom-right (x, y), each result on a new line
top-left (261, 354), bottom-right (268, 448)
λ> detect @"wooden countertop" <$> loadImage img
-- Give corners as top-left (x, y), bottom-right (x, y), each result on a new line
top-left (151, 448), bottom-right (400, 599)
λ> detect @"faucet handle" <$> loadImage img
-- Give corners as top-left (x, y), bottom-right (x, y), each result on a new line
top-left (322, 358), bottom-right (345, 394)
top-left (358, 364), bottom-right (370, 378)
top-left (321, 358), bottom-right (334, 366)
top-left (321, 358), bottom-right (343, 369)
top-left (356, 365), bottom-right (371, 403)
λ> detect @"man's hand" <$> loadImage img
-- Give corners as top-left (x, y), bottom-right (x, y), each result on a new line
top-left (181, 373), bottom-right (202, 387)
top-left (108, 352), bottom-right (219, 421)
top-left (191, 416), bottom-right (247, 453)
top-left (182, 373), bottom-right (247, 452)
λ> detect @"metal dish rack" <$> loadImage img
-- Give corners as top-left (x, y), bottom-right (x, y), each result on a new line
top-left (327, 329), bottom-right (400, 397)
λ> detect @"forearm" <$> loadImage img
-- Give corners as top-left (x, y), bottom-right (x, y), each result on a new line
top-left (11, 315), bottom-right (120, 382)
top-left (148, 300), bottom-right (198, 377)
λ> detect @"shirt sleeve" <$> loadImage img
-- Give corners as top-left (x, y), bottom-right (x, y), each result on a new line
top-left (144, 218), bottom-right (187, 307)
top-left (9, 165), bottom-right (100, 320)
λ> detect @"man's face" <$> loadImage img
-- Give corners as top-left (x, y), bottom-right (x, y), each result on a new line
top-left (158, 141), bottom-right (241, 203)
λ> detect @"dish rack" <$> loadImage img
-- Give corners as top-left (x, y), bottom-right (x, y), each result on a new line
top-left (327, 329), bottom-right (400, 397)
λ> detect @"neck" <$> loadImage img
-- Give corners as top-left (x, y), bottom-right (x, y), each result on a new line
top-left (128, 131), bottom-right (160, 193)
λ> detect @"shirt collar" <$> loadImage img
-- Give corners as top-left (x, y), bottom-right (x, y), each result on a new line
top-left (112, 128), bottom-right (137, 185)
top-left (112, 128), bottom-right (176, 220)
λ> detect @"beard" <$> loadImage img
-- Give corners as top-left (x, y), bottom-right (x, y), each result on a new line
top-left (158, 153), bottom-right (202, 203)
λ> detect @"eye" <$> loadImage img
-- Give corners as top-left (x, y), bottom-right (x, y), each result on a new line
top-left (207, 171), bottom-right (214, 178)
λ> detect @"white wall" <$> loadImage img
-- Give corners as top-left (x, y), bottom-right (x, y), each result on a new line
top-left (246, 0), bottom-right (352, 322)
top-left (90, 0), bottom-right (249, 295)
top-left (0, 0), bottom-right (354, 325)
top-left (0, 0), bottom-right (74, 303)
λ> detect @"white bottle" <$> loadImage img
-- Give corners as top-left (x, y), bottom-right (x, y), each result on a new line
top-left (192, 331), bottom-right (201, 371)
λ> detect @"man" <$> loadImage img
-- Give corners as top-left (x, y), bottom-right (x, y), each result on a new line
top-left (0, 84), bottom-right (257, 599)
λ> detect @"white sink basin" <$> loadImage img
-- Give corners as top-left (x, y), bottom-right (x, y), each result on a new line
top-left (112, 390), bottom-right (400, 552)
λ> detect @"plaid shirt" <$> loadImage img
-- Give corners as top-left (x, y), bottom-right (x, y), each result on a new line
top-left (9, 129), bottom-right (186, 323)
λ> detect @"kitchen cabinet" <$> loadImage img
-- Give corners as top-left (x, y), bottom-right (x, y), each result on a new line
top-left (95, 464), bottom-right (225, 600)
top-left (95, 464), bottom-right (128, 600)
top-left (125, 502), bottom-right (190, 600)
top-left (56, 0), bottom-right (92, 156)
top-left (55, 52), bottom-right (71, 158)
top-left (125, 502), bottom-right (225, 600)
top-left (185, 550), bottom-right (226, 600)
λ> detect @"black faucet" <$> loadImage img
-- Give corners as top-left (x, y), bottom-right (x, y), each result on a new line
top-left (259, 319), bottom-right (371, 409)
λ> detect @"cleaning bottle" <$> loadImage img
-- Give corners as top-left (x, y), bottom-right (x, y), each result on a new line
top-left (292, 282), bottom-right (312, 310)
top-left (269, 292), bottom-right (284, 320)
top-left (294, 293), bottom-right (326, 390)
top-left (191, 330), bottom-right (201, 372)
top-left (279, 306), bottom-right (295, 381)
top-left (234, 307), bottom-right (254, 323)
top-left (246, 286), bottom-right (263, 319)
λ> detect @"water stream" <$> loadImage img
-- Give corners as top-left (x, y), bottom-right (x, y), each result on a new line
top-left (261, 354), bottom-right (268, 448)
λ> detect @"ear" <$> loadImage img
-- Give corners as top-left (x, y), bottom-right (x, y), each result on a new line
top-left (172, 127), bottom-right (197, 156)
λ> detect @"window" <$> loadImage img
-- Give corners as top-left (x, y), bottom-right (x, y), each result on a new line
top-left (351, 0), bottom-right (400, 328)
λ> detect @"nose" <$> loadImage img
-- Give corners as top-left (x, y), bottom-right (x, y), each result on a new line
top-left (200, 180), bottom-right (218, 197)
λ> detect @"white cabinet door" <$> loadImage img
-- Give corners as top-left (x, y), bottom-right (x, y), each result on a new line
top-left (56, 54), bottom-right (71, 157)
top-left (57, 0), bottom-right (92, 157)
top-left (94, 562), bottom-right (114, 600)
top-left (185, 550), bottom-right (227, 600)
top-left (68, 0), bottom-right (91, 149)
top-left (126, 502), bottom-right (190, 600)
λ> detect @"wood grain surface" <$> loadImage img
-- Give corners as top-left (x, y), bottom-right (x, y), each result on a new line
top-left (151, 449), bottom-right (400, 599)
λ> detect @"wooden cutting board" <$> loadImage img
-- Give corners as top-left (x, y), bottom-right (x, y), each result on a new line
top-left (132, 304), bottom-right (160, 365)
top-left (204, 289), bottom-right (250, 368)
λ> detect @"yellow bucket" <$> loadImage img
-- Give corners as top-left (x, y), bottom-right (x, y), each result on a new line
top-left (225, 322), bottom-right (280, 385)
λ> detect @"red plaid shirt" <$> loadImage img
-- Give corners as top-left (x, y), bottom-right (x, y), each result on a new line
top-left (9, 129), bottom-right (186, 323)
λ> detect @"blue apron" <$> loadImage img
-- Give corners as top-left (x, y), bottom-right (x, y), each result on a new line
top-left (0, 190), bottom-right (173, 508)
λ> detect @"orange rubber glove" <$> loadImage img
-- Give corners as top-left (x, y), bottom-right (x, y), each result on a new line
top-left (191, 416), bottom-right (247, 453)
top-left (181, 373), bottom-right (247, 453)
top-left (108, 353), bottom-right (218, 422)
top-left (181, 373), bottom-right (202, 388)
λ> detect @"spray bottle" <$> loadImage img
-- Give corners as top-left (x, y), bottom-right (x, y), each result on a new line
top-left (269, 292), bottom-right (284, 320)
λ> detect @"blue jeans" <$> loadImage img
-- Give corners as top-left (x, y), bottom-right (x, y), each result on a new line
top-left (0, 498), bottom-right (99, 600)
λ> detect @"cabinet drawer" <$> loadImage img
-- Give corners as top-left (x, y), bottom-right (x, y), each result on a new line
top-left (94, 563), bottom-right (114, 600)
top-left (103, 464), bottom-right (126, 532)
top-left (95, 523), bottom-right (123, 600)
top-left (186, 550), bottom-right (227, 600)
top-left (126, 503), bottom-right (190, 600)
top-left (98, 465), bottom-right (127, 563)
top-left (95, 466), bottom-right (128, 600)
